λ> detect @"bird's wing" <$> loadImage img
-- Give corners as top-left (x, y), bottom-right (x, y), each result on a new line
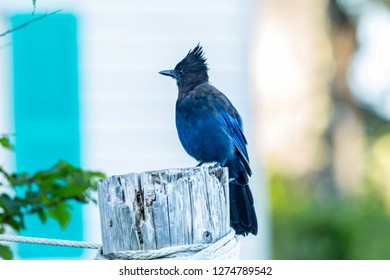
top-left (191, 83), bottom-right (251, 175)
top-left (220, 110), bottom-right (251, 169)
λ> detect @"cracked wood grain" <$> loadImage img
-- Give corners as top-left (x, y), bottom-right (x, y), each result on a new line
top-left (97, 165), bottom-right (229, 255)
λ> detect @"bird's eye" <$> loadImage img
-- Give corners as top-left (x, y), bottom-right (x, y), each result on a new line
top-left (179, 69), bottom-right (184, 76)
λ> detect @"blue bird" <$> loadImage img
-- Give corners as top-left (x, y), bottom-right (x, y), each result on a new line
top-left (159, 44), bottom-right (257, 236)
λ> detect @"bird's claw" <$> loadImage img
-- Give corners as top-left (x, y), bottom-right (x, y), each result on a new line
top-left (195, 162), bottom-right (220, 169)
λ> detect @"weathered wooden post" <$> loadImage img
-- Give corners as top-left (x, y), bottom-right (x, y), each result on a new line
top-left (97, 165), bottom-right (239, 260)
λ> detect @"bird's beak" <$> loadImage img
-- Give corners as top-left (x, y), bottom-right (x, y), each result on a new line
top-left (159, 69), bottom-right (176, 79)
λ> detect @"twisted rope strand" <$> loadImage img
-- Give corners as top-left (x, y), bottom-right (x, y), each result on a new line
top-left (0, 234), bottom-right (100, 249)
top-left (0, 228), bottom-right (240, 260)
top-left (96, 228), bottom-right (240, 260)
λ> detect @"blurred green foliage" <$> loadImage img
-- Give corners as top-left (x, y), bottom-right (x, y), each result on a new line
top-left (0, 136), bottom-right (105, 259)
top-left (271, 170), bottom-right (390, 259)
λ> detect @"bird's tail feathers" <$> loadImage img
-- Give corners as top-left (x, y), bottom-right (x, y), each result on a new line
top-left (229, 181), bottom-right (258, 236)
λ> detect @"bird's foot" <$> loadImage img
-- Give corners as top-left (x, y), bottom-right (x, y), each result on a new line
top-left (195, 162), bottom-right (220, 169)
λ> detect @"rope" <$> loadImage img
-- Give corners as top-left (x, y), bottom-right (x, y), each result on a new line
top-left (95, 228), bottom-right (240, 260)
top-left (0, 228), bottom-right (240, 260)
top-left (0, 234), bottom-right (100, 249)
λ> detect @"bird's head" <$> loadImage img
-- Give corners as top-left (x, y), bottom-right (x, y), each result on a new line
top-left (159, 44), bottom-right (209, 92)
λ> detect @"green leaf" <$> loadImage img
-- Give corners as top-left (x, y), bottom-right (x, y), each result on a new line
top-left (25, 191), bottom-right (41, 204)
top-left (0, 137), bottom-right (13, 151)
top-left (48, 202), bottom-right (71, 229)
top-left (0, 167), bottom-right (11, 181)
top-left (8, 172), bottom-right (32, 186)
top-left (0, 194), bottom-right (22, 214)
top-left (0, 245), bottom-right (13, 260)
top-left (37, 209), bottom-right (47, 224)
top-left (19, 216), bottom-right (26, 230)
top-left (6, 217), bottom-right (20, 231)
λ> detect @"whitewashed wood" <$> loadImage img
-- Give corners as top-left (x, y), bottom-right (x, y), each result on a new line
top-left (97, 165), bottom-right (229, 256)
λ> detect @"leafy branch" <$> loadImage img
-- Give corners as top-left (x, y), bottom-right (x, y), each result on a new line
top-left (0, 136), bottom-right (105, 259)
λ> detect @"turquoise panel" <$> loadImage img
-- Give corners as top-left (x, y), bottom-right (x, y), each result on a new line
top-left (11, 14), bottom-right (83, 259)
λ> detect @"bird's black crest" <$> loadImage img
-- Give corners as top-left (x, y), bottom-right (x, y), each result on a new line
top-left (175, 44), bottom-right (209, 74)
